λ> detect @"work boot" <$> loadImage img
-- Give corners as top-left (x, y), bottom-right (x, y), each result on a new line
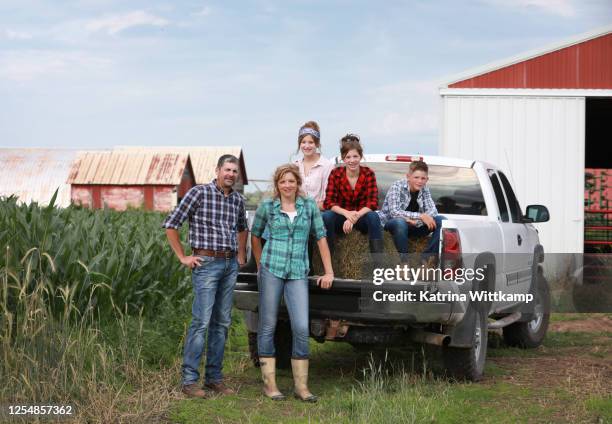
top-left (204, 381), bottom-right (235, 395)
top-left (291, 359), bottom-right (318, 403)
top-left (182, 383), bottom-right (208, 399)
top-left (259, 357), bottom-right (285, 400)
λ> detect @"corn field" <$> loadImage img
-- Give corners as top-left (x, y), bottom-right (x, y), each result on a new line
top-left (0, 193), bottom-right (191, 421)
top-left (0, 193), bottom-right (190, 317)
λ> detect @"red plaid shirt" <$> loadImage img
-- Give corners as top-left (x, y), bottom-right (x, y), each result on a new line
top-left (323, 166), bottom-right (379, 211)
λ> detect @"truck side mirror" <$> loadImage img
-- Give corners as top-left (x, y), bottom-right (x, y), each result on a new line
top-left (524, 205), bottom-right (549, 223)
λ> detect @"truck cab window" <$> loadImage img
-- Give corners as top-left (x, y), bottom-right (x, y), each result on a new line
top-left (488, 170), bottom-right (509, 222)
top-left (368, 163), bottom-right (486, 216)
top-left (498, 172), bottom-right (522, 223)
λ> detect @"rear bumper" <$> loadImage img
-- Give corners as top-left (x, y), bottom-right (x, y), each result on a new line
top-left (234, 273), bottom-right (468, 325)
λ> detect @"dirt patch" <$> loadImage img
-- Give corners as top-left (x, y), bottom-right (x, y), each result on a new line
top-left (550, 315), bottom-right (612, 333)
top-left (486, 330), bottom-right (612, 422)
top-left (490, 351), bottom-right (611, 392)
top-left (490, 352), bottom-right (611, 421)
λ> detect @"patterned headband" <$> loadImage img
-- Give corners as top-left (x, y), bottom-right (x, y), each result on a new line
top-left (298, 127), bottom-right (320, 139)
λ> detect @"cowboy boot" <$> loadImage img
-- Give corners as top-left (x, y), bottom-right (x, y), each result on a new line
top-left (259, 357), bottom-right (285, 400)
top-left (291, 359), bottom-right (318, 402)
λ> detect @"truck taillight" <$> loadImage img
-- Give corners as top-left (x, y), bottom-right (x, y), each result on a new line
top-left (442, 228), bottom-right (463, 275)
top-left (385, 155), bottom-right (423, 162)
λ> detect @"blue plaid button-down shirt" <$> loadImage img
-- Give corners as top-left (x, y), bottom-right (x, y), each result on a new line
top-left (377, 179), bottom-right (438, 227)
top-left (162, 180), bottom-right (247, 251)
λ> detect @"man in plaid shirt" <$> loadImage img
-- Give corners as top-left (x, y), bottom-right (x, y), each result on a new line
top-left (163, 154), bottom-right (247, 399)
top-left (377, 160), bottom-right (446, 264)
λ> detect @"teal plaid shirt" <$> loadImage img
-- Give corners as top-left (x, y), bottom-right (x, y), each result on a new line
top-left (251, 196), bottom-right (327, 279)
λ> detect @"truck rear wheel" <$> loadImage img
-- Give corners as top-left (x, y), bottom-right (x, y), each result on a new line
top-left (247, 321), bottom-right (292, 369)
top-left (503, 273), bottom-right (550, 348)
top-left (443, 306), bottom-right (488, 381)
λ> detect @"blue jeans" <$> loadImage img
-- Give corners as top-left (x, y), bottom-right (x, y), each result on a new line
top-left (257, 266), bottom-right (309, 359)
top-left (384, 215), bottom-right (446, 258)
top-left (321, 210), bottom-right (382, 250)
top-left (182, 256), bottom-right (238, 386)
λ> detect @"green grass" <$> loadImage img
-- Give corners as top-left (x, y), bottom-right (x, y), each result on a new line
top-left (2, 196), bottom-right (609, 422)
top-left (550, 313), bottom-right (592, 322)
top-left (550, 313), bottom-right (612, 322)
top-left (543, 331), bottom-right (612, 349)
top-left (585, 396), bottom-right (612, 422)
top-left (169, 327), bottom-right (611, 424)
top-left (166, 347), bottom-right (565, 424)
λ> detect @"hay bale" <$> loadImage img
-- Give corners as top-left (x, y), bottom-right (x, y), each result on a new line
top-left (311, 231), bottom-right (430, 280)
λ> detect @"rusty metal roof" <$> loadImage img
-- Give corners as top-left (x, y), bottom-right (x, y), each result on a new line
top-left (115, 146), bottom-right (248, 184)
top-left (66, 151), bottom-right (190, 185)
top-left (0, 148), bottom-right (78, 207)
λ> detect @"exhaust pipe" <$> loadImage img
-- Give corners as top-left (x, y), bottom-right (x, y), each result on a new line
top-left (488, 311), bottom-right (522, 329)
top-left (411, 330), bottom-right (451, 346)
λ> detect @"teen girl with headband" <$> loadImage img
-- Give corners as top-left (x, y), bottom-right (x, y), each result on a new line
top-left (293, 121), bottom-right (334, 210)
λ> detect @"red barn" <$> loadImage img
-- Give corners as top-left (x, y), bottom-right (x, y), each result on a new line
top-left (67, 151), bottom-right (195, 212)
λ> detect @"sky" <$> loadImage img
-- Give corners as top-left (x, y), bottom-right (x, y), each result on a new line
top-left (1, 0), bottom-right (611, 183)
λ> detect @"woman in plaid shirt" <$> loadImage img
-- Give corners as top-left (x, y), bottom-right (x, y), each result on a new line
top-left (251, 164), bottom-right (334, 402)
top-left (322, 134), bottom-right (384, 261)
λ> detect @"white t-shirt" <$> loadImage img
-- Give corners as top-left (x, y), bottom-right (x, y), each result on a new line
top-left (282, 210), bottom-right (298, 223)
top-left (293, 155), bottom-right (334, 203)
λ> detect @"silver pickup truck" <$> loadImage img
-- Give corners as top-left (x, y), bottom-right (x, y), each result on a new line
top-left (234, 154), bottom-right (551, 381)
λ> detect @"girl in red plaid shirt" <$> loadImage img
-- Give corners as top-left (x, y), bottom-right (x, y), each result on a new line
top-left (322, 134), bottom-right (384, 262)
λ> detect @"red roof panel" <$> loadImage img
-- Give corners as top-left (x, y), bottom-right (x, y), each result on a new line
top-left (450, 33), bottom-right (612, 89)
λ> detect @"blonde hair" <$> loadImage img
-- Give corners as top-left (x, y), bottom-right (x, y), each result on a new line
top-left (272, 164), bottom-right (305, 199)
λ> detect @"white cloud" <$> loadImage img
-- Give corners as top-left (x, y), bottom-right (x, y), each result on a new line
top-left (84, 11), bottom-right (169, 35)
top-left (0, 50), bottom-right (112, 82)
top-left (483, 0), bottom-right (576, 17)
top-left (365, 80), bottom-right (440, 137)
top-left (369, 80), bottom-right (440, 98)
top-left (375, 112), bottom-right (439, 136)
top-left (193, 6), bottom-right (211, 17)
top-left (4, 29), bottom-right (33, 40)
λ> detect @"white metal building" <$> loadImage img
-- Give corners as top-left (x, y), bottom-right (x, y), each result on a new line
top-left (439, 26), bottom-right (612, 257)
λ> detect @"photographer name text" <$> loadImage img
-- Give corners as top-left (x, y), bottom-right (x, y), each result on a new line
top-left (372, 290), bottom-right (533, 303)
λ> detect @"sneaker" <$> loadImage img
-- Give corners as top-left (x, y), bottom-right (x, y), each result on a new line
top-left (182, 383), bottom-right (208, 398)
top-left (204, 381), bottom-right (235, 395)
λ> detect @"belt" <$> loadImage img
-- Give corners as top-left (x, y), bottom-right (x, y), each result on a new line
top-left (193, 248), bottom-right (236, 258)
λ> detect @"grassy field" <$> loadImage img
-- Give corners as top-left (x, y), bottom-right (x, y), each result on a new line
top-left (1, 197), bottom-right (610, 423)
top-left (169, 313), bottom-right (611, 424)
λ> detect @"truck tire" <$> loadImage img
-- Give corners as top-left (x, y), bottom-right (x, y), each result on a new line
top-left (443, 306), bottom-right (488, 381)
top-left (503, 273), bottom-right (550, 348)
top-left (247, 321), bottom-right (292, 369)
